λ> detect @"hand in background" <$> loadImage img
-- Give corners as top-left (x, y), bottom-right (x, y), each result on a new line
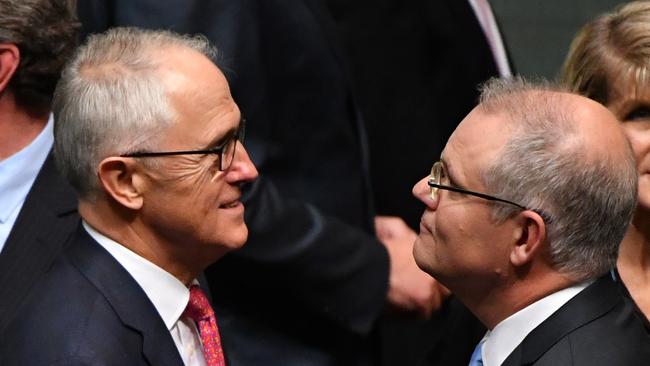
top-left (375, 215), bottom-right (451, 318)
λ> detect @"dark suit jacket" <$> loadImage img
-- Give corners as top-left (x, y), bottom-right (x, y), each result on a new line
top-left (0, 154), bottom-right (79, 336)
top-left (1, 225), bottom-right (186, 366)
top-left (77, 1), bottom-right (389, 364)
top-left (612, 267), bottom-right (650, 332)
top-left (502, 275), bottom-right (650, 366)
top-left (327, 0), bottom-right (505, 228)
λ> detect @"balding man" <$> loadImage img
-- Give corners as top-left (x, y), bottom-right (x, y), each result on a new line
top-left (2, 27), bottom-right (258, 365)
top-left (412, 78), bottom-right (650, 366)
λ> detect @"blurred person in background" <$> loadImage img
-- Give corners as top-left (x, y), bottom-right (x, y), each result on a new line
top-left (562, 0), bottom-right (650, 330)
top-left (0, 0), bottom-right (79, 336)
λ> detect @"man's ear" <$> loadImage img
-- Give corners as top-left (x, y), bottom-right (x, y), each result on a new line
top-left (0, 44), bottom-right (19, 93)
top-left (510, 210), bottom-right (547, 267)
top-left (97, 157), bottom-right (145, 210)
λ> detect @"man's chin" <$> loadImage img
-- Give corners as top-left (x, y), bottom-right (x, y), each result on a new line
top-left (412, 241), bottom-right (434, 276)
top-left (222, 226), bottom-right (249, 251)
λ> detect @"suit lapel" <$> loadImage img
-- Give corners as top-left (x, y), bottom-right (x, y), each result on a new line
top-left (0, 154), bottom-right (79, 333)
top-left (502, 276), bottom-right (620, 366)
top-left (68, 227), bottom-right (185, 366)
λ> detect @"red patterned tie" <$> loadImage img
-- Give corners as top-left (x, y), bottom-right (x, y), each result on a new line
top-left (183, 285), bottom-right (226, 366)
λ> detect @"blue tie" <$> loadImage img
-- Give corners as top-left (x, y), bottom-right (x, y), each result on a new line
top-left (468, 339), bottom-right (484, 366)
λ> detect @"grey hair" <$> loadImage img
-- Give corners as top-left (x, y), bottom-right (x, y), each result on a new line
top-left (53, 27), bottom-right (218, 199)
top-left (479, 77), bottom-right (638, 282)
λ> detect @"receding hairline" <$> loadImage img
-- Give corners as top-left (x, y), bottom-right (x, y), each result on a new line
top-left (52, 28), bottom-right (222, 198)
top-left (77, 42), bottom-right (200, 81)
top-left (73, 27), bottom-right (218, 82)
top-left (479, 82), bottom-right (571, 114)
top-left (478, 86), bottom-right (611, 171)
top-left (485, 86), bottom-right (631, 181)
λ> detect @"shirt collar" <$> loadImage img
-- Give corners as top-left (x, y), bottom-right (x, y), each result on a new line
top-left (482, 280), bottom-right (593, 366)
top-left (0, 115), bottom-right (54, 222)
top-left (83, 221), bottom-right (195, 330)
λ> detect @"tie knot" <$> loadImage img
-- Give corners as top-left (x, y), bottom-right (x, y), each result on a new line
top-left (184, 285), bottom-right (214, 321)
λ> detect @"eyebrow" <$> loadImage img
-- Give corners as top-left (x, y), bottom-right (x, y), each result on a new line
top-left (204, 120), bottom-right (240, 150)
top-left (622, 100), bottom-right (650, 111)
top-left (618, 98), bottom-right (646, 108)
top-left (440, 158), bottom-right (462, 189)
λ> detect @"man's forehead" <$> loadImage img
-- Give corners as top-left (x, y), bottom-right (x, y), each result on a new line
top-left (159, 49), bottom-right (223, 87)
top-left (441, 107), bottom-right (510, 176)
top-left (450, 107), bottom-right (509, 149)
top-left (157, 49), bottom-right (238, 148)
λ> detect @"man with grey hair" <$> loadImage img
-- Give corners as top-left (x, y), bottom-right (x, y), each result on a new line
top-left (412, 77), bottom-right (650, 366)
top-left (2, 27), bottom-right (258, 365)
top-left (0, 0), bottom-right (79, 336)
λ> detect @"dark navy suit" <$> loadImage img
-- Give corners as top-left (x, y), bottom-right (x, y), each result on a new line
top-left (0, 155), bottom-right (79, 336)
top-left (502, 276), bottom-right (650, 366)
top-left (1, 225), bottom-right (185, 366)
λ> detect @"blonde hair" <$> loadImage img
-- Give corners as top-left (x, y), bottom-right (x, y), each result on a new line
top-left (561, 1), bottom-right (650, 103)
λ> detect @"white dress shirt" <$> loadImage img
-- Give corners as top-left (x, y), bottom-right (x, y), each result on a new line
top-left (468, 0), bottom-right (512, 77)
top-left (481, 281), bottom-right (593, 366)
top-left (0, 116), bottom-right (54, 252)
top-left (84, 222), bottom-right (207, 366)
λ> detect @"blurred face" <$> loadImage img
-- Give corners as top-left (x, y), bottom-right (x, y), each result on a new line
top-left (139, 48), bottom-right (258, 257)
top-left (606, 83), bottom-right (650, 210)
top-left (411, 107), bottom-right (517, 291)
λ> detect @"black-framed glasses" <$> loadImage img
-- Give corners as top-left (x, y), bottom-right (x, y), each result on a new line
top-left (428, 161), bottom-right (526, 210)
top-left (121, 118), bottom-right (246, 171)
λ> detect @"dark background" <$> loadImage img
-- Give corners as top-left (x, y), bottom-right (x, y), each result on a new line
top-left (492, 0), bottom-right (627, 78)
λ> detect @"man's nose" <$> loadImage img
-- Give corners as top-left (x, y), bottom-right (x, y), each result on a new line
top-left (412, 176), bottom-right (439, 210)
top-left (225, 141), bottom-right (259, 183)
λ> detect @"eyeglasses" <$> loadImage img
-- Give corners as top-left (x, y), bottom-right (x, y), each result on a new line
top-left (121, 119), bottom-right (246, 171)
top-left (428, 161), bottom-right (526, 209)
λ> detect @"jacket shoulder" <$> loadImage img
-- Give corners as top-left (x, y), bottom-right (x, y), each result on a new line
top-left (1, 256), bottom-right (145, 366)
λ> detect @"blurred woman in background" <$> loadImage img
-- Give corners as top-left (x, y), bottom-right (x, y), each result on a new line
top-left (562, 0), bottom-right (650, 329)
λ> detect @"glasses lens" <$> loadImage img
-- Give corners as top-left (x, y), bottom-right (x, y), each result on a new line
top-left (220, 138), bottom-right (236, 171)
top-left (430, 162), bottom-right (442, 200)
top-left (238, 119), bottom-right (246, 144)
top-left (218, 119), bottom-right (245, 171)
